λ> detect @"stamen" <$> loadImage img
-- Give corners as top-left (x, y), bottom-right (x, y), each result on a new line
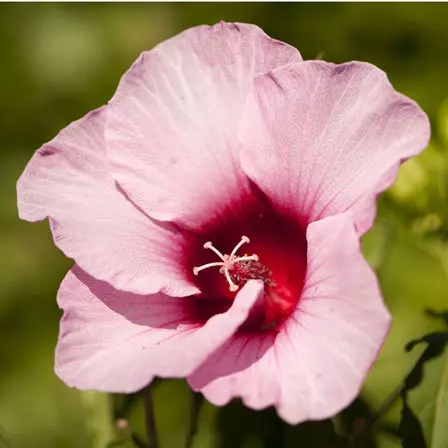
top-left (203, 241), bottom-right (226, 262)
top-left (224, 269), bottom-right (239, 292)
top-left (193, 262), bottom-right (224, 275)
top-left (229, 235), bottom-right (250, 258)
top-left (193, 236), bottom-right (259, 292)
top-left (233, 255), bottom-right (259, 263)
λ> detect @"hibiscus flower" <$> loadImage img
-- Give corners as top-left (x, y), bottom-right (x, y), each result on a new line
top-left (17, 22), bottom-right (430, 424)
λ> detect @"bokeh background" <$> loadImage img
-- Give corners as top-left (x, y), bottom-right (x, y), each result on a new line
top-left (1, 3), bottom-right (448, 448)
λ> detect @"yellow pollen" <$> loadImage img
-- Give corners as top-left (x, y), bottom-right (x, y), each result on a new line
top-left (193, 236), bottom-right (259, 292)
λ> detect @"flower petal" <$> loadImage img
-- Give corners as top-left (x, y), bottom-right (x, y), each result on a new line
top-left (189, 213), bottom-right (390, 424)
top-left (188, 331), bottom-right (281, 410)
top-left (106, 22), bottom-right (302, 230)
top-left (17, 107), bottom-right (197, 296)
top-left (239, 61), bottom-right (430, 234)
top-left (55, 265), bottom-right (264, 393)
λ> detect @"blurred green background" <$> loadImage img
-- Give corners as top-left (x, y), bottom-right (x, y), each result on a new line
top-left (1, 3), bottom-right (448, 448)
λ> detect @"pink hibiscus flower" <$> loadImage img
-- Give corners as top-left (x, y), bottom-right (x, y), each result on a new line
top-left (17, 22), bottom-right (430, 424)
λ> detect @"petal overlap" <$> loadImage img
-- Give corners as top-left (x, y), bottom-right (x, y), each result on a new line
top-left (17, 108), bottom-right (196, 296)
top-left (55, 265), bottom-right (264, 393)
top-left (189, 213), bottom-right (390, 424)
top-left (239, 61), bottom-right (430, 234)
top-left (105, 22), bottom-right (302, 230)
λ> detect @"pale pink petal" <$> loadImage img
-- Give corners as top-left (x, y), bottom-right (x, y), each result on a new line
top-left (55, 265), bottom-right (264, 393)
top-left (189, 213), bottom-right (390, 424)
top-left (239, 61), bottom-right (430, 234)
top-left (188, 331), bottom-right (281, 410)
top-left (17, 108), bottom-right (197, 296)
top-left (106, 22), bottom-right (302, 230)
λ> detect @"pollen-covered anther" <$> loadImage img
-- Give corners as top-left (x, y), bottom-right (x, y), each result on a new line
top-left (193, 236), bottom-right (259, 292)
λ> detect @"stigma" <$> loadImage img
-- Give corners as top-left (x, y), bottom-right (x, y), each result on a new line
top-left (193, 236), bottom-right (259, 292)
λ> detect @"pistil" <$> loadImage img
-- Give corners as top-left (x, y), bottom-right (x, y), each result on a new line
top-left (193, 236), bottom-right (259, 292)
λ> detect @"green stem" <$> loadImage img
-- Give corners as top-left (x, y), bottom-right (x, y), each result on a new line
top-left (185, 391), bottom-right (204, 448)
top-left (143, 385), bottom-right (159, 448)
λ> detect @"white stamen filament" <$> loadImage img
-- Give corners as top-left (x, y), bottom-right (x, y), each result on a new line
top-left (233, 255), bottom-right (259, 263)
top-left (193, 262), bottom-right (226, 275)
top-left (224, 268), bottom-right (239, 292)
top-left (229, 235), bottom-right (249, 258)
top-left (193, 236), bottom-right (259, 292)
top-left (203, 241), bottom-right (226, 261)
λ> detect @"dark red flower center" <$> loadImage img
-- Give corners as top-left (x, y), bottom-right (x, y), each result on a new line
top-left (186, 187), bottom-right (308, 333)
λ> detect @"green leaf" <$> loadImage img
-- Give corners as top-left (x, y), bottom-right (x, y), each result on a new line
top-left (439, 98), bottom-right (448, 148)
top-left (79, 391), bottom-right (116, 448)
top-left (414, 350), bottom-right (448, 448)
top-left (363, 223), bottom-right (448, 409)
top-left (105, 438), bottom-right (131, 448)
top-left (404, 333), bottom-right (448, 390)
top-left (430, 354), bottom-right (448, 448)
top-left (425, 310), bottom-right (448, 327)
top-left (0, 426), bottom-right (9, 448)
top-left (362, 218), bottom-right (396, 270)
top-left (215, 400), bottom-right (347, 448)
top-left (399, 400), bottom-right (427, 448)
top-left (385, 141), bottom-right (448, 227)
top-left (400, 329), bottom-right (448, 448)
